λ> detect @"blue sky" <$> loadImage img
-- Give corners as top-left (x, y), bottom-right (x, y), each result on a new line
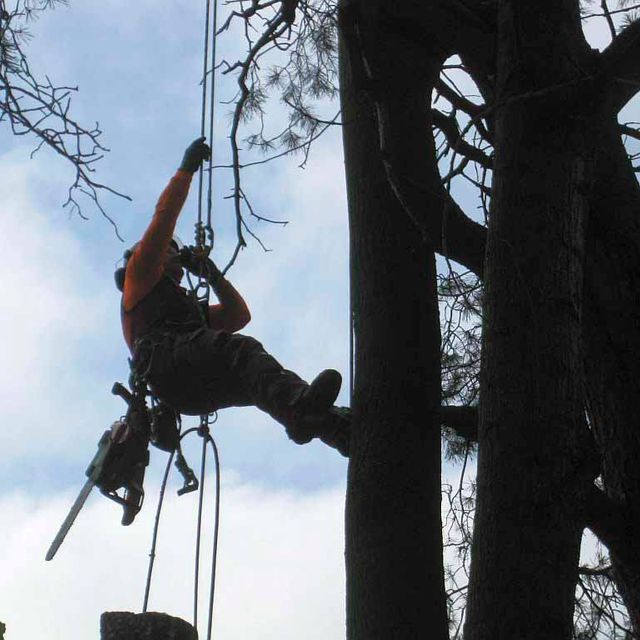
top-left (0, 0), bottom-right (351, 488)
top-left (1, 2), bottom-right (351, 637)
top-left (0, 2), bottom-right (634, 638)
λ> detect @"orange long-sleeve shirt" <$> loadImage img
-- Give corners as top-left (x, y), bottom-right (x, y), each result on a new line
top-left (122, 170), bottom-right (250, 349)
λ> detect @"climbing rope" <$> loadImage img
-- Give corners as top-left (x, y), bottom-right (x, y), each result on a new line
top-left (142, 445), bottom-right (175, 613)
top-left (140, 0), bottom-right (222, 638)
top-left (191, 0), bottom-right (221, 630)
top-left (205, 433), bottom-right (222, 640)
top-left (195, 0), bottom-right (218, 271)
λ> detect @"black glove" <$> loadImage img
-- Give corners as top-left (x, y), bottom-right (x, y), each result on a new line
top-left (179, 137), bottom-right (211, 174)
top-left (179, 246), bottom-right (222, 283)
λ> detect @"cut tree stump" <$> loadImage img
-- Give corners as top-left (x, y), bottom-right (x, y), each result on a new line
top-left (100, 611), bottom-right (198, 640)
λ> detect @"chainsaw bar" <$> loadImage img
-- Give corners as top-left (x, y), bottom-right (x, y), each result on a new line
top-left (45, 426), bottom-right (120, 561)
top-left (45, 477), bottom-right (95, 562)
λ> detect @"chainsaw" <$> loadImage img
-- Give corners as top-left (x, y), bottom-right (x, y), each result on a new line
top-left (45, 381), bottom-right (198, 561)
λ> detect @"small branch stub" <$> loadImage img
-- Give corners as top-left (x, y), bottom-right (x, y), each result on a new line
top-left (100, 612), bottom-right (198, 640)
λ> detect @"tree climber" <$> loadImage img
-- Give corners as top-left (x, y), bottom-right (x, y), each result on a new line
top-left (116, 137), bottom-right (349, 456)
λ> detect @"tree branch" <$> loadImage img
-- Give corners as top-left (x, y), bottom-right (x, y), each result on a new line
top-left (432, 108), bottom-right (493, 169)
top-left (620, 123), bottom-right (640, 141)
top-left (379, 119), bottom-right (488, 277)
top-left (371, 67), bottom-right (487, 274)
top-left (434, 78), bottom-right (487, 123)
top-left (0, 4), bottom-right (128, 228)
top-left (601, 18), bottom-right (640, 112)
top-left (601, 0), bottom-right (617, 40)
top-left (585, 485), bottom-right (634, 556)
top-left (578, 564), bottom-right (613, 578)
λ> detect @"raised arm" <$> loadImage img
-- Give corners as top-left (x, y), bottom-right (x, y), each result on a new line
top-left (123, 138), bottom-right (210, 311)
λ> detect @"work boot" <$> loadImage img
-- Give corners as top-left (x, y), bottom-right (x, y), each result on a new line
top-left (282, 369), bottom-right (343, 445)
top-left (318, 407), bottom-right (351, 457)
top-left (296, 369), bottom-right (342, 415)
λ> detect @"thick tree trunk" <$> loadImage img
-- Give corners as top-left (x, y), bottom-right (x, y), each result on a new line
top-left (584, 111), bottom-right (640, 633)
top-left (464, 2), bottom-right (594, 638)
top-left (338, 5), bottom-right (448, 639)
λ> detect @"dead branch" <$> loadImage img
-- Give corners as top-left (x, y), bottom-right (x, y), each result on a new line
top-left (0, 0), bottom-right (128, 230)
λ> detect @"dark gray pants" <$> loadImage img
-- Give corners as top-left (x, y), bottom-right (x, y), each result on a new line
top-left (134, 329), bottom-right (308, 418)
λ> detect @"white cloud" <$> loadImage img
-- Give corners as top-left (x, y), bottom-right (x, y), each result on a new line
top-left (0, 155), bottom-right (120, 462)
top-left (0, 479), bottom-right (346, 640)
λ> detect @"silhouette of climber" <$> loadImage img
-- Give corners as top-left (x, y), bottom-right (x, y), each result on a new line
top-left (117, 138), bottom-right (349, 455)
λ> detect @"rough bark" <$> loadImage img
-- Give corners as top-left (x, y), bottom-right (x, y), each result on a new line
top-left (464, 2), bottom-right (595, 638)
top-left (339, 1), bottom-right (640, 634)
top-left (338, 4), bottom-right (448, 639)
top-left (583, 101), bottom-right (640, 633)
top-left (100, 612), bottom-right (197, 640)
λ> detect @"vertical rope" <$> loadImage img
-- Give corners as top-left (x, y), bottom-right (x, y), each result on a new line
top-left (139, 0), bottom-right (222, 632)
top-left (197, 0), bottom-right (213, 236)
top-left (193, 423), bottom-right (209, 629)
top-left (142, 447), bottom-right (176, 613)
top-left (195, 0), bottom-right (219, 629)
top-left (193, 1), bottom-right (215, 625)
top-left (205, 0), bottom-right (219, 242)
top-left (205, 435), bottom-right (221, 640)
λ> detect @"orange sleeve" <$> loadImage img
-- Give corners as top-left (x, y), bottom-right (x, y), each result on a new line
top-left (123, 170), bottom-right (193, 311)
top-left (208, 278), bottom-right (252, 333)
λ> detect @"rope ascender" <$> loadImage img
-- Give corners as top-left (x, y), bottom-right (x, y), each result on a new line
top-left (142, 0), bottom-right (222, 638)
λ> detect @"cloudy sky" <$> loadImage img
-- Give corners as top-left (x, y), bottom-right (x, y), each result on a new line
top-left (1, 2), bottom-right (351, 637)
top-left (0, 2), bottom-right (633, 639)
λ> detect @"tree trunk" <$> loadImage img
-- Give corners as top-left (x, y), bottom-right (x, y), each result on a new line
top-left (338, 5), bottom-right (448, 639)
top-left (584, 109), bottom-right (640, 633)
top-left (464, 2), bottom-right (594, 638)
top-left (100, 612), bottom-right (197, 640)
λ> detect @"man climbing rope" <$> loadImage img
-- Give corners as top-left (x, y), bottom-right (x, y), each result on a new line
top-left (117, 137), bottom-right (349, 456)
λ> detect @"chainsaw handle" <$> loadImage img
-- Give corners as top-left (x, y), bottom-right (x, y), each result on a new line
top-left (112, 382), bottom-right (133, 405)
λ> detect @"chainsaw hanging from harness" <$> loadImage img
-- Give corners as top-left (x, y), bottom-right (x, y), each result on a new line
top-left (44, 377), bottom-right (199, 561)
top-left (100, 380), bottom-right (199, 525)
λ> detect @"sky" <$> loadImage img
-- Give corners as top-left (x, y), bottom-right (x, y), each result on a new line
top-left (1, 2), bottom-right (351, 637)
top-left (0, 2), bottom-right (635, 639)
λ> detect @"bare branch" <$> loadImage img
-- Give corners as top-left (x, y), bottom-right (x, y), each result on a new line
top-left (579, 564), bottom-right (613, 578)
top-left (582, 2), bottom-right (640, 19)
top-left (432, 108), bottom-right (493, 169)
top-left (620, 122), bottom-right (640, 141)
top-left (217, 1), bottom-right (340, 272)
top-left (0, 0), bottom-right (128, 228)
top-left (601, 0), bottom-right (618, 38)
